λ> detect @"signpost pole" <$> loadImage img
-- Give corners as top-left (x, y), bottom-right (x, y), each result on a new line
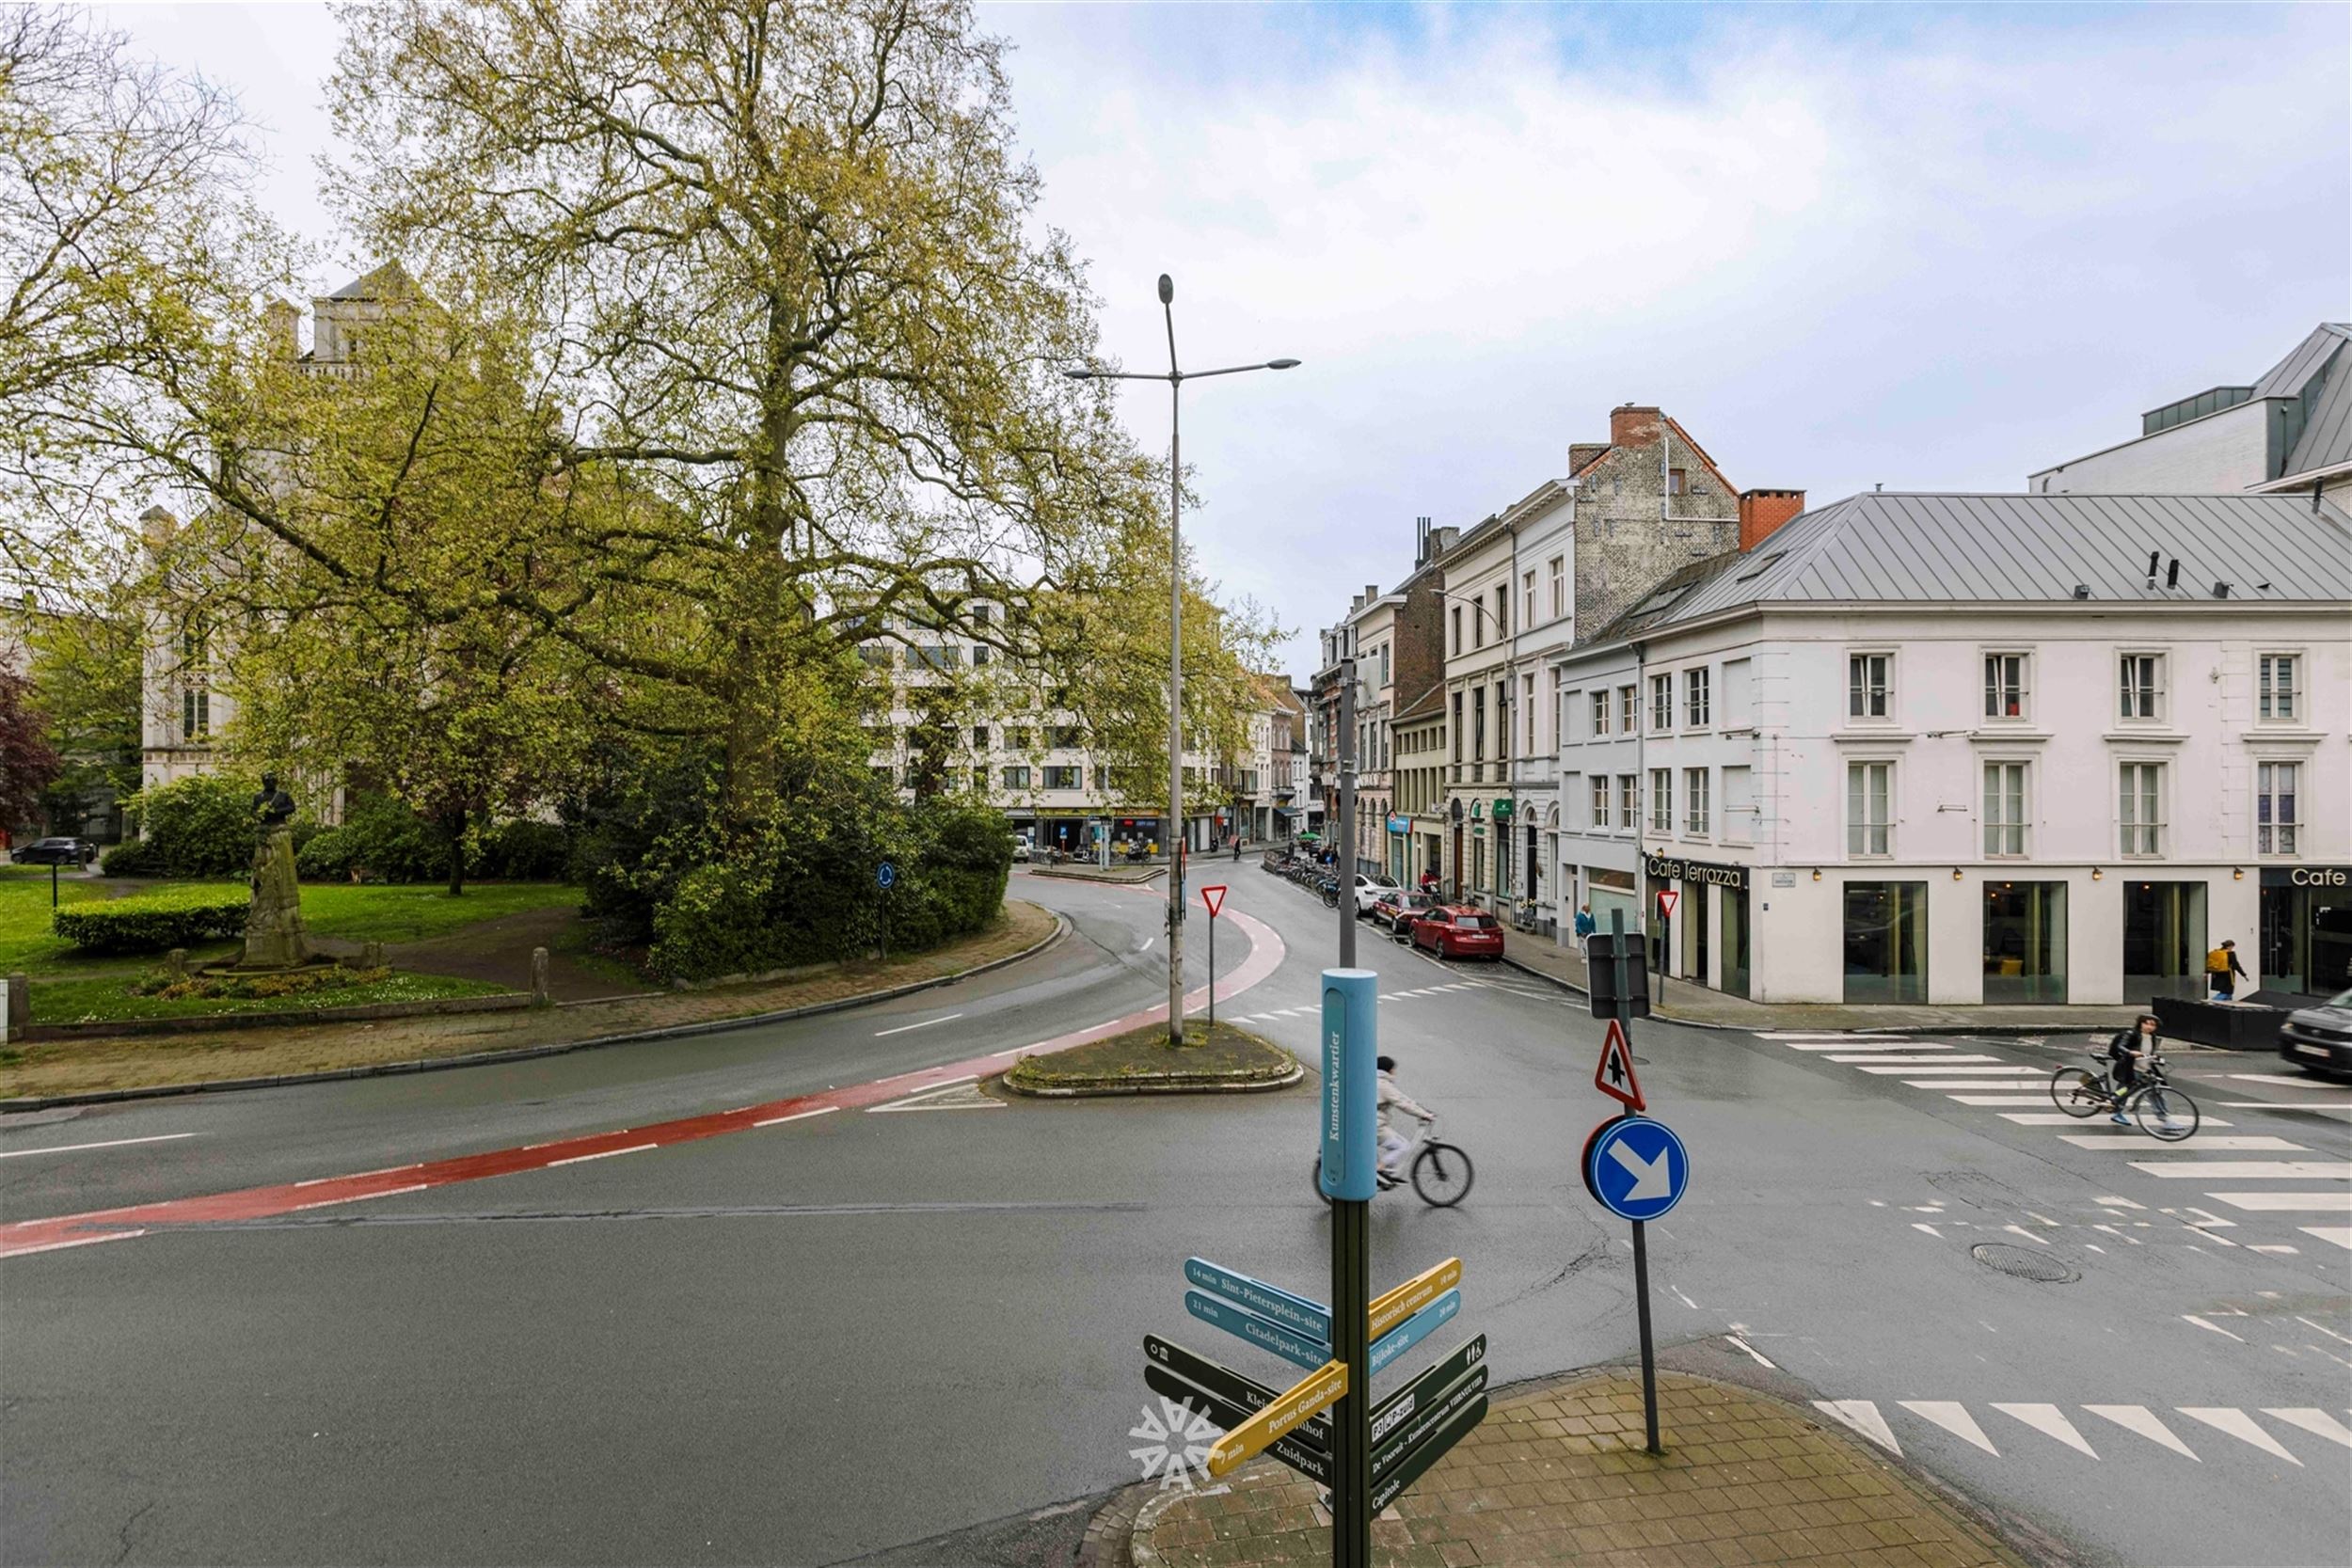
top-left (1337, 657), bottom-right (1357, 971)
top-left (1321, 968), bottom-right (1375, 1568)
top-left (1606, 907), bottom-right (1662, 1455)
top-left (1208, 905), bottom-right (1216, 1028)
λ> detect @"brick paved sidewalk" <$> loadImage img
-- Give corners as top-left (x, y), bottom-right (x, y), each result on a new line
top-left (1121, 1370), bottom-right (2025, 1568)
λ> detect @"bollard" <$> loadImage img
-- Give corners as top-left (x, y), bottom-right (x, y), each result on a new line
top-left (165, 948), bottom-right (189, 983)
top-left (361, 941), bottom-right (386, 969)
top-left (5, 971), bottom-right (28, 1037)
top-left (530, 946), bottom-right (552, 1006)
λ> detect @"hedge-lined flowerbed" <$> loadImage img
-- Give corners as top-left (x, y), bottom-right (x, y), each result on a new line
top-left (53, 890), bottom-right (249, 955)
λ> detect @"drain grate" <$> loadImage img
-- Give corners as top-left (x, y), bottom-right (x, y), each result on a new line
top-left (1970, 1243), bottom-right (2079, 1283)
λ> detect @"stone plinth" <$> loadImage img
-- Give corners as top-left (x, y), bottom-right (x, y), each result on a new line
top-left (238, 825), bottom-right (313, 970)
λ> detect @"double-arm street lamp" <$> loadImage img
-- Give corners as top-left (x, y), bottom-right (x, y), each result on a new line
top-left (1067, 275), bottom-right (1298, 1044)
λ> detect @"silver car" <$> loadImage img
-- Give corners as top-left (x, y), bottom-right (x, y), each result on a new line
top-left (2279, 987), bottom-right (2352, 1081)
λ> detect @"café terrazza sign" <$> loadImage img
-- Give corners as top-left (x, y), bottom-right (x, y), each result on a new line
top-left (1643, 852), bottom-right (1750, 892)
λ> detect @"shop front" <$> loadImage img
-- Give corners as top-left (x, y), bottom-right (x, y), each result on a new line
top-left (2261, 865), bottom-right (2352, 999)
top-left (1844, 880), bottom-right (1929, 1004)
top-left (1643, 852), bottom-right (1751, 992)
top-left (1983, 880), bottom-right (2067, 1004)
top-left (1585, 865), bottom-right (1637, 936)
top-left (1386, 814), bottom-right (1410, 884)
top-left (2122, 879), bottom-right (2207, 1002)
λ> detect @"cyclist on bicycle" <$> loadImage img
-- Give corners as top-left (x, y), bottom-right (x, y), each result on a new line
top-left (2106, 1014), bottom-right (2159, 1125)
top-left (1375, 1054), bottom-right (1437, 1189)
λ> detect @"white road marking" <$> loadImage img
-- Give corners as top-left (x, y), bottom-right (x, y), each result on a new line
top-left (2205, 1192), bottom-right (2352, 1212)
top-left (752, 1106), bottom-right (838, 1129)
top-left (548, 1144), bottom-right (658, 1166)
top-left (873, 1013), bottom-right (963, 1037)
top-left (1763, 1032), bottom-right (1901, 1041)
top-left (1991, 1403), bottom-right (2098, 1458)
top-left (4, 1228), bottom-right (148, 1255)
top-left (1905, 1079), bottom-right (2047, 1090)
top-left (1831, 1053), bottom-right (2000, 1065)
top-left (2181, 1315), bottom-right (2246, 1342)
top-left (2296, 1315), bottom-right (2352, 1347)
top-left (1811, 1401), bottom-right (1899, 1453)
top-left (1777, 1041), bottom-right (1934, 1053)
top-left (1998, 1113), bottom-right (2232, 1127)
top-left (2130, 1161), bottom-right (2350, 1180)
top-left (1912, 1222), bottom-right (1942, 1237)
top-left (1899, 1402), bottom-right (1999, 1456)
top-left (2062, 1135), bottom-right (2304, 1151)
top-left (2216, 1101), bottom-right (2352, 1116)
top-left (2000, 1224), bottom-right (2052, 1246)
top-left (2083, 1405), bottom-right (2198, 1460)
top-left (1137, 939), bottom-right (1153, 953)
top-left (2227, 1074), bottom-right (2352, 1091)
top-left (1723, 1334), bottom-right (1774, 1368)
top-left (291, 1183), bottom-right (429, 1212)
top-left (867, 1077), bottom-right (994, 1112)
top-left (0, 1132), bottom-right (199, 1160)
top-left (2264, 1408), bottom-right (2352, 1450)
top-left (2178, 1408), bottom-right (2300, 1465)
top-left (1859, 1065), bottom-right (2046, 1076)
top-left (2248, 1243), bottom-right (2300, 1254)
top-left (1670, 1286), bottom-right (1698, 1309)
top-left (2094, 1196), bottom-right (2146, 1209)
top-left (2298, 1225), bottom-right (2352, 1249)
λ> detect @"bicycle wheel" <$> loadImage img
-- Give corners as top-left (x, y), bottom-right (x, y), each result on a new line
top-left (1411, 1142), bottom-right (1474, 1208)
top-left (2050, 1068), bottom-right (2107, 1117)
top-left (2128, 1085), bottom-right (2200, 1142)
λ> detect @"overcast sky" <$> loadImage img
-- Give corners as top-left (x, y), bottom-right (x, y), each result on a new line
top-left (113, 2), bottom-right (2351, 681)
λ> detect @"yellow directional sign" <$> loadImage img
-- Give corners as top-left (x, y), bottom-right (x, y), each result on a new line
top-left (1205, 1359), bottom-right (1347, 1478)
top-left (1370, 1258), bottom-right (1462, 1338)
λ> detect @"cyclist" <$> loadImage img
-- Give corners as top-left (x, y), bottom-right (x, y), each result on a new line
top-left (1375, 1054), bottom-right (1437, 1189)
top-left (2105, 1014), bottom-right (2159, 1125)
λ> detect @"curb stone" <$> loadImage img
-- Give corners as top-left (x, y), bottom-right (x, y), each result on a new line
top-left (0, 912), bottom-right (1069, 1113)
top-left (1001, 1060), bottom-right (1305, 1099)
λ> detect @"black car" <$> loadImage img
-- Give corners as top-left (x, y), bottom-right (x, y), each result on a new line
top-left (2280, 988), bottom-right (2352, 1081)
top-left (12, 837), bottom-right (97, 866)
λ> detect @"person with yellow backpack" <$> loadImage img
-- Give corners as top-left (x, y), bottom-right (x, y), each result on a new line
top-left (2204, 939), bottom-right (2250, 1000)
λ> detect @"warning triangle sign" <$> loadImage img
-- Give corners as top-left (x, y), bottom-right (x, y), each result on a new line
top-left (1200, 884), bottom-right (1228, 919)
top-left (1594, 1018), bottom-right (1645, 1111)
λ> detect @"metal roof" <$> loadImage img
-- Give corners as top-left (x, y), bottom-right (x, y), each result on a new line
top-left (1589, 491), bottom-right (2352, 642)
top-left (325, 261), bottom-right (419, 301)
top-left (2250, 323), bottom-right (2352, 399)
top-left (2281, 330), bottom-right (2352, 479)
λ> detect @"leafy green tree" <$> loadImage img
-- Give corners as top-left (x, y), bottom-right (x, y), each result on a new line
top-left (18, 598), bottom-right (140, 834)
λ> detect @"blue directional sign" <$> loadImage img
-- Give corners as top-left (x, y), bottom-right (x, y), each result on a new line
top-left (1368, 1288), bottom-right (1461, 1375)
top-left (876, 861), bottom-right (897, 889)
top-left (1586, 1116), bottom-right (1691, 1223)
top-left (1184, 1291), bottom-right (1329, 1372)
top-left (1184, 1258), bottom-right (1331, 1342)
top-left (1319, 968), bottom-right (1377, 1200)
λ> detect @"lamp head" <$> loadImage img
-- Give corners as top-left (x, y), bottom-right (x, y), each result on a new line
top-left (1268, 357), bottom-right (1301, 370)
top-left (1157, 274), bottom-right (1174, 305)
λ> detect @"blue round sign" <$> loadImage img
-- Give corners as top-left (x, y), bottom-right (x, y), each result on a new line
top-left (876, 861), bottom-right (897, 889)
top-left (1586, 1116), bottom-right (1690, 1222)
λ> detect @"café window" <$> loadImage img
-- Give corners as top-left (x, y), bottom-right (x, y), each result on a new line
top-left (2258, 653), bottom-right (2299, 721)
top-left (2117, 653), bottom-right (2163, 721)
top-left (1844, 881), bottom-right (1928, 1004)
top-left (1983, 653), bottom-right (2029, 721)
top-left (2258, 762), bottom-right (2298, 855)
top-left (1982, 761), bottom-right (2029, 857)
top-left (1984, 880), bottom-right (2068, 1005)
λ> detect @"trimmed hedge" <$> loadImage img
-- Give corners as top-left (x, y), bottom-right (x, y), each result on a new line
top-left (119, 773), bottom-right (264, 878)
top-left (55, 890), bottom-right (249, 954)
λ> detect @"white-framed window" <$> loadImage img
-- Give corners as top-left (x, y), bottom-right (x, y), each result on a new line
top-left (1522, 570), bottom-right (1536, 629)
top-left (1650, 674), bottom-right (1673, 732)
top-left (2117, 653), bottom-right (2164, 722)
top-left (1983, 652), bottom-right (2029, 721)
top-left (1684, 768), bottom-right (1709, 836)
top-left (1982, 761), bottom-right (2028, 857)
top-left (2258, 761), bottom-right (2299, 855)
top-left (1618, 774), bottom-right (1637, 831)
top-left (1590, 773), bottom-right (1611, 831)
top-left (1684, 667), bottom-right (1711, 729)
top-left (2119, 762), bottom-right (2164, 856)
top-left (1723, 766), bottom-right (1754, 847)
top-left (1494, 585), bottom-right (1508, 639)
top-left (1590, 689), bottom-right (1610, 737)
top-left (1451, 607), bottom-right (1462, 656)
top-left (1847, 761), bottom-right (1892, 857)
top-left (2258, 653), bottom-right (2299, 721)
top-left (1648, 768), bottom-right (1673, 832)
top-left (1523, 673), bottom-right (1537, 754)
top-left (1548, 556), bottom-right (1565, 620)
top-left (1618, 685), bottom-right (1637, 735)
top-left (180, 685), bottom-right (209, 741)
top-left (1848, 652), bottom-right (1892, 721)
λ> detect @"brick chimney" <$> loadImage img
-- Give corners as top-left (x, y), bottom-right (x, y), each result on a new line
top-left (1609, 404), bottom-right (1663, 446)
top-left (1738, 488), bottom-right (1806, 551)
top-left (1569, 442), bottom-right (1610, 474)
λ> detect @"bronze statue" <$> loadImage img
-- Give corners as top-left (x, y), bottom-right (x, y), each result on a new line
top-left (253, 772), bottom-right (295, 828)
top-left (238, 770), bottom-right (311, 968)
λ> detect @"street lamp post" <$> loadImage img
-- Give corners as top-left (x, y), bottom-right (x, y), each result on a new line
top-left (1068, 276), bottom-right (1297, 1044)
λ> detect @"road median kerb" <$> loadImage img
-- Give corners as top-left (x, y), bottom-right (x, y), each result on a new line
top-left (0, 911), bottom-right (1070, 1113)
top-left (1004, 1018), bottom-right (1301, 1099)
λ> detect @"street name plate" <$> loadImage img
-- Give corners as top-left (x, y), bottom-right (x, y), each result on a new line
top-left (1369, 1394), bottom-right (1487, 1513)
top-left (1143, 1365), bottom-right (1331, 1485)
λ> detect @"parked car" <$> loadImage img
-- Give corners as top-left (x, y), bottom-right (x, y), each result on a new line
top-left (1009, 837), bottom-right (1032, 863)
top-left (1370, 889), bottom-right (1436, 933)
top-left (2279, 987), bottom-right (2352, 1081)
top-left (1410, 904), bottom-right (1506, 960)
top-left (1352, 872), bottom-right (1402, 915)
top-left (13, 837), bottom-right (97, 866)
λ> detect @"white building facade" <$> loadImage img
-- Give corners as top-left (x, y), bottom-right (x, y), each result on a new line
top-left (1549, 491), bottom-right (2352, 1006)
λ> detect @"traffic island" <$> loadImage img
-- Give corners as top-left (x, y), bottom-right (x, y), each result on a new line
top-left (1005, 1018), bottom-right (1300, 1097)
top-left (1118, 1369), bottom-right (2026, 1568)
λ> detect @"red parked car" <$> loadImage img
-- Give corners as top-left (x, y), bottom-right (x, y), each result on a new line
top-left (1369, 888), bottom-right (1437, 933)
top-left (1410, 905), bottom-right (1506, 960)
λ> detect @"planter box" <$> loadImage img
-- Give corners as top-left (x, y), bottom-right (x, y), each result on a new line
top-left (2152, 995), bottom-right (2284, 1053)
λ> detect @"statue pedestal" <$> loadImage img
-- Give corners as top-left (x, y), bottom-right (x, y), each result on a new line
top-left (237, 825), bottom-right (314, 971)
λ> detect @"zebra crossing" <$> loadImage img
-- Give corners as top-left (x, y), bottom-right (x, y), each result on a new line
top-left (1756, 1033), bottom-right (2352, 1256)
top-left (1809, 1397), bottom-right (2349, 1468)
top-left (1231, 978), bottom-right (1496, 1023)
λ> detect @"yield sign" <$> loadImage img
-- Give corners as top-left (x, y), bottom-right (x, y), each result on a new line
top-left (1656, 888), bottom-right (1679, 920)
top-left (1594, 1018), bottom-right (1645, 1111)
top-left (1200, 884), bottom-right (1229, 919)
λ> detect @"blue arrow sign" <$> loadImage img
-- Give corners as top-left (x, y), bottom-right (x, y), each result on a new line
top-left (1184, 1291), bottom-right (1329, 1372)
top-left (1586, 1116), bottom-right (1691, 1223)
top-left (876, 861), bottom-right (897, 889)
top-left (1184, 1259), bottom-right (1332, 1342)
top-left (1368, 1288), bottom-right (1461, 1376)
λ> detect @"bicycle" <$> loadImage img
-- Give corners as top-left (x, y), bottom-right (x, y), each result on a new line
top-left (1319, 878), bottom-right (1341, 910)
top-left (1311, 1119), bottom-right (1475, 1208)
top-left (2049, 1046), bottom-right (2200, 1141)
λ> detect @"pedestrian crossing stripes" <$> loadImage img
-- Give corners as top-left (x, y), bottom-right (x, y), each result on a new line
top-left (1810, 1400), bottom-right (2349, 1465)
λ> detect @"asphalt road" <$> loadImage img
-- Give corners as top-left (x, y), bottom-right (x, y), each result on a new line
top-left (4, 868), bottom-right (2347, 1567)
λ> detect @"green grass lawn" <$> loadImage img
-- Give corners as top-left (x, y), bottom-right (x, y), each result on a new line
top-left (31, 970), bottom-right (512, 1025)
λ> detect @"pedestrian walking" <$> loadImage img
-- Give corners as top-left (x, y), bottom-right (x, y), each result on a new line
top-left (2204, 939), bottom-right (2250, 1001)
top-left (1573, 903), bottom-right (1597, 958)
